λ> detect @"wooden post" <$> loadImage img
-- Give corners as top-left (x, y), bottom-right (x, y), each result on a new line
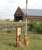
top-left (16, 26), bottom-right (21, 47)
top-left (24, 33), bottom-right (29, 47)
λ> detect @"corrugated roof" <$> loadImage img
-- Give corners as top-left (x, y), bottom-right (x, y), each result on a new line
top-left (22, 9), bottom-right (42, 16)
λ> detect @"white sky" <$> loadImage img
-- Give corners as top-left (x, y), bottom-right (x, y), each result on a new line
top-left (0, 0), bottom-right (42, 19)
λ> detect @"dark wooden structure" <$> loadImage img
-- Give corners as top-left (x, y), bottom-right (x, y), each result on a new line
top-left (14, 7), bottom-right (24, 21)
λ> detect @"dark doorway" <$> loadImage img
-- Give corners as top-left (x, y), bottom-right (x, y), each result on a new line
top-left (14, 16), bottom-right (23, 22)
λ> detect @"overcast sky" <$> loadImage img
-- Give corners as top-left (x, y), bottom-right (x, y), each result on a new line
top-left (0, 0), bottom-right (42, 19)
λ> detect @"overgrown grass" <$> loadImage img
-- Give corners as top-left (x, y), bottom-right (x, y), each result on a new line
top-left (0, 31), bottom-right (42, 50)
top-left (0, 21), bottom-right (42, 50)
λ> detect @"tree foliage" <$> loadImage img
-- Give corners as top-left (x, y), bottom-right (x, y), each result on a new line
top-left (28, 22), bottom-right (42, 34)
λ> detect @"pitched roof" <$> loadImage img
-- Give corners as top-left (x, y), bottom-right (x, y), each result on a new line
top-left (14, 7), bottom-right (24, 16)
top-left (22, 9), bottom-right (42, 16)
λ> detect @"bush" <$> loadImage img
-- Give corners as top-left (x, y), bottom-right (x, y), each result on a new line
top-left (28, 22), bottom-right (42, 34)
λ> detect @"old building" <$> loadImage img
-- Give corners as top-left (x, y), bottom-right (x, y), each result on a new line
top-left (14, 7), bottom-right (42, 21)
top-left (14, 7), bottom-right (24, 21)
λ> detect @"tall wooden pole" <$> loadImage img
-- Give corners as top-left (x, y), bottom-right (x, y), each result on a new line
top-left (25, 0), bottom-right (28, 35)
top-left (24, 0), bottom-right (28, 47)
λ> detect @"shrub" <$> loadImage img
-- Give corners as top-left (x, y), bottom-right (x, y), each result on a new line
top-left (28, 22), bottom-right (42, 34)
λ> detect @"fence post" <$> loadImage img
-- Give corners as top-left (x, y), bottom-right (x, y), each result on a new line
top-left (16, 26), bottom-right (22, 47)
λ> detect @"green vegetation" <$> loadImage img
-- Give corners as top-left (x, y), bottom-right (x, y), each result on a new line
top-left (0, 31), bottom-right (42, 50)
top-left (0, 21), bottom-right (42, 50)
top-left (28, 21), bottom-right (42, 33)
